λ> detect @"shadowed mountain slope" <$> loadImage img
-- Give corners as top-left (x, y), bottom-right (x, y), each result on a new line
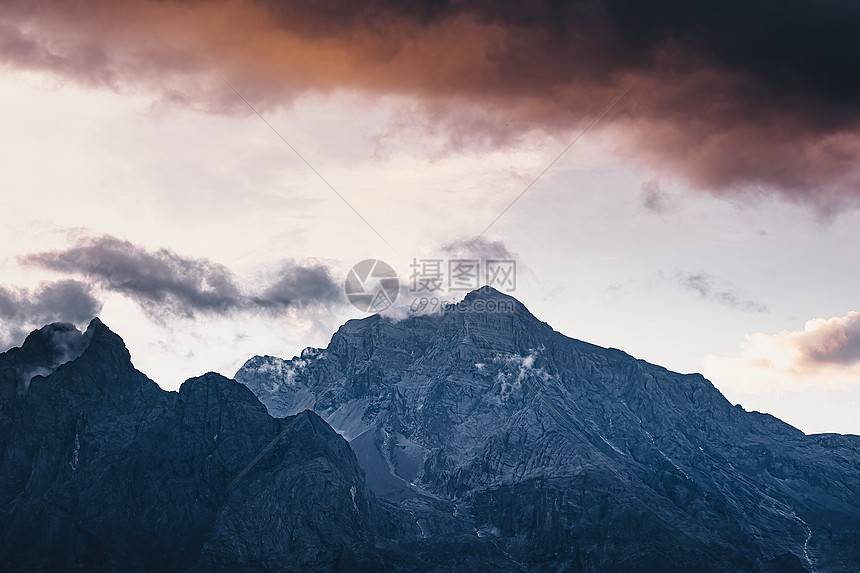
top-left (0, 318), bottom-right (522, 571)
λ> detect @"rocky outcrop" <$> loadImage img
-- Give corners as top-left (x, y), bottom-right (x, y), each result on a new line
top-left (238, 286), bottom-right (860, 572)
top-left (4, 285), bottom-right (858, 571)
top-left (0, 320), bottom-right (385, 571)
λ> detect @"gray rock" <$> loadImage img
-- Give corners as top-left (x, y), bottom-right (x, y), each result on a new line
top-left (237, 286), bottom-right (860, 572)
top-left (0, 320), bottom-right (386, 571)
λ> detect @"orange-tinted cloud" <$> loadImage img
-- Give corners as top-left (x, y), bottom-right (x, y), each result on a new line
top-left (704, 311), bottom-right (860, 392)
top-left (3, 0), bottom-right (860, 209)
top-left (795, 312), bottom-right (860, 367)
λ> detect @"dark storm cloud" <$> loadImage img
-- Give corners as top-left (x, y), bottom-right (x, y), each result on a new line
top-left (2, 0), bottom-right (860, 209)
top-left (0, 280), bottom-right (102, 350)
top-left (665, 271), bottom-right (769, 314)
top-left (20, 236), bottom-right (344, 318)
top-left (0, 280), bottom-right (102, 324)
top-left (22, 236), bottom-right (243, 315)
top-left (253, 263), bottom-right (343, 310)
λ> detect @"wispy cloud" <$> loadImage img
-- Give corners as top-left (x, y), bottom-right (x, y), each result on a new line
top-left (663, 270), bottom-right (769, 314)
top-left (19, 235), bottom-right (345, 319)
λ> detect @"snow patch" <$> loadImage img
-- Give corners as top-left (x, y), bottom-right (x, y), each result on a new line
top-left (69, 433), bottom-right (80, 471)
top-left (350, 485), bottom-right (359, 512)
top-left (250, 358), bottom-right (307, 392)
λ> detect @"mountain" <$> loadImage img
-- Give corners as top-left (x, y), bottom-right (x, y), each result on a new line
top-left (0, 319), bottom-right (525, 571)
top-left (237, 286), bottom-right (860, 572)
top-left (3, 289), bottom-right (858, 572)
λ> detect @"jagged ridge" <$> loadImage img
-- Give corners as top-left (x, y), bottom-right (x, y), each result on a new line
top-left (237, 286), bottom-right (860, 572)
top-left (0, 320), bottom-right (383, 571)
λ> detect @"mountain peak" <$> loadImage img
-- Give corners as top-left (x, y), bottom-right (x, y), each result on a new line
top-left (0, 322), bottom-right (95, 396)
top-left (237, 295), bottom-right (860, 570)
top-left (13, 317), bottom-right (119, 368)
top-left (76, 317), bottom-right (132, 367)
top-left (450, 286), bottom-right (525, 318)
top-left (18, 322), bottom-right (90, 366)
top-left (462, 285), bottom-right (516, 302)
top-left (454, 286), bottom-right (547, 342)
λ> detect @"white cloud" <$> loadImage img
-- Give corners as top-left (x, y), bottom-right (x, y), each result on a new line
top-left (704, 311), bottom-right (860, 393)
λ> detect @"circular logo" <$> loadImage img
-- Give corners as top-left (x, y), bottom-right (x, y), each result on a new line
top-left (345, 259), bottom-right (399, 313)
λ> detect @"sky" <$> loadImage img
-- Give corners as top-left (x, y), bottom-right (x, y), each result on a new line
top-left (2, 0), bottom-right (860, 435)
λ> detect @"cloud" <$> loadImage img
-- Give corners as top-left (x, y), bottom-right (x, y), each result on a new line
top-left (253, 263), bottom-right (343, 310)
top-left (0, 280), bottom-right (102, 350)
top-left (441, 237), bottom-right (518, 262)
top-left (793, 312), bottom-right (860, 366)
top-left (2, 0), bottom-right (860, 210)
top-left (19, 235), bottom-right (345, 319)
top-left (664, 271), bottom-right (769, 314)
top-left (438, 236), bottom-right (520, 293)
top-left (704, 311), bottom-right (860, 392)
top-left (641, 179), bottom-right (670, 213)
top-left (0, 280), bottom-right (102, 324)
top-left (376, 237), bottom-right (519, 319)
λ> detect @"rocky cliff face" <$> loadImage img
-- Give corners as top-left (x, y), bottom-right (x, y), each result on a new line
top-left (237, 287), bottom-right (860, 572)
top-left (4, 288), bottom-right (859, 572)
top-left (0, 320), bottom-right (386, 571)
top-left (0, 318), bottom-right (524, 572)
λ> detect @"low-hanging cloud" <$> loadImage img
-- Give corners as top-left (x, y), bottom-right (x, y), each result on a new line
top-left (381, 236), bottom-right (519, 319)
top-left (253, 264), bottom-right (343, 310)
top-left (664, 270), bottom-right (769, 314)
top-left (20, 235), bottom-right (345, 319)
top-left (2, 0), bottom-right (860, 210)
top-left (0, 280), bottom-right (102, 325)
top-left (0, 280), bottom-right (102, 350)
